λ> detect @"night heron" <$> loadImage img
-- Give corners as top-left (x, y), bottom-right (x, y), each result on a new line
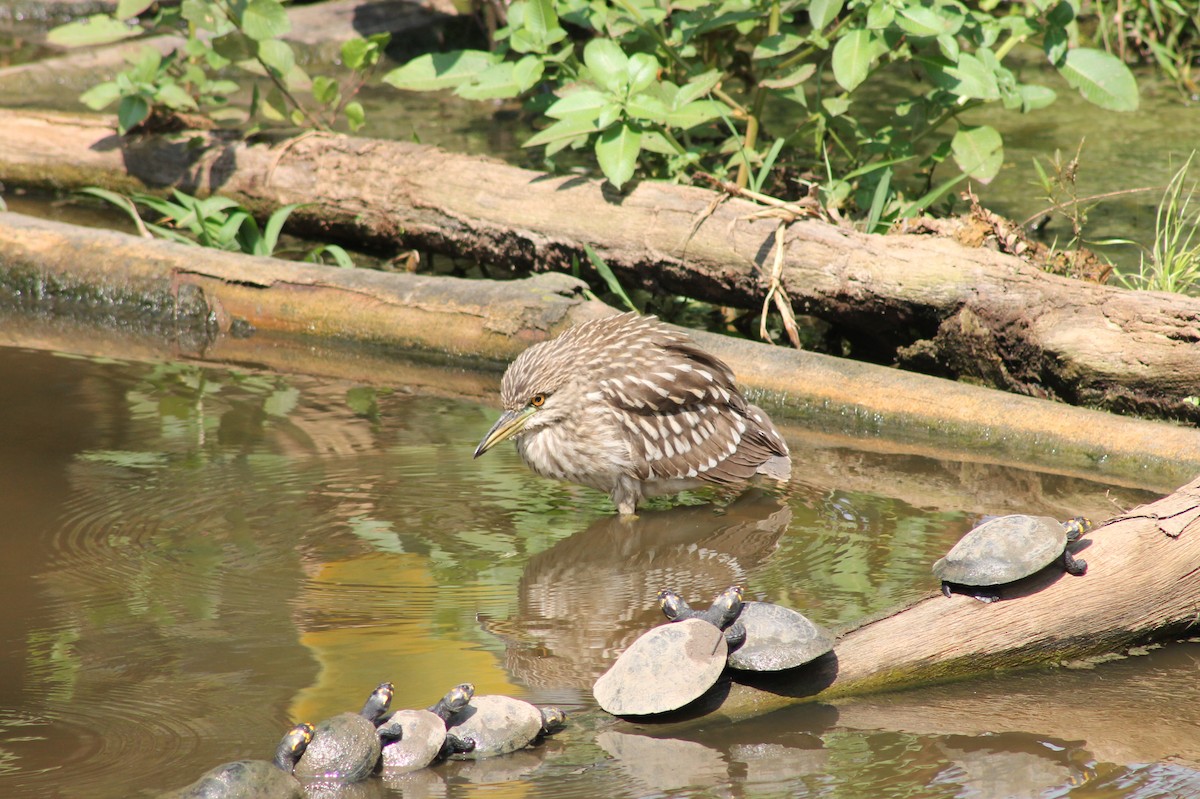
top-left (473, 312), bottom-right (791, 514)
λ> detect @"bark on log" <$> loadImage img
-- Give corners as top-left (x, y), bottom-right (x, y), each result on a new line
top-left (0, 110), bottom-right (1197, 424)
top-left (2, 210), bottom-right (1199, 493)
top-left (631, 475), bottom-right (1200, 727)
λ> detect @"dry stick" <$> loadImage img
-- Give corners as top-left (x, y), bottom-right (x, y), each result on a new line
top-left (760, 221), bottom-right (801, 348)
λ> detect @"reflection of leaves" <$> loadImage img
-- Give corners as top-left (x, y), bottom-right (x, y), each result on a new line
top-left (348, 515), bottom-right (404, 553)
top-left (77, 450), bottom-right (169, 469)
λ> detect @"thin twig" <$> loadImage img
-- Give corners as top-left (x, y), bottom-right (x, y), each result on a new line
top-left (759, 221), bottom-right (801, 348)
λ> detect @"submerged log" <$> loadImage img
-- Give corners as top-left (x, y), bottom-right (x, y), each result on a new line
top-left (2, 211), bottom-right (1199, 490)
top-left (0, 109), bottom-right (1197, 423)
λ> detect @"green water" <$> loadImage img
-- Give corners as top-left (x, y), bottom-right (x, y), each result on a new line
top-left (0, 343), bottom-right (1194, 799)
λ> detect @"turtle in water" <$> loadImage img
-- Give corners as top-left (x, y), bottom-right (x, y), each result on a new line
top-left (293, 681), bottom-right (394, 783)
top-left (933, 515), bottom-right (1091, 602)
top-left (379, 683), bottom-right (477, 773)
top-left (160, 721), bottom-right (314, 799)
top-left (593, 586), bottom-right (745, 717)
top-left (656, 586), bottom-right (747, 647)
top-left (445, 695), bottom-right (567, 759)
top-left (662, 593), bottom-right (835, 672)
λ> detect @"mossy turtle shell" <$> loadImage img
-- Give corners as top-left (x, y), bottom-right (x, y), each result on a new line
top-left (727, 601), bottom-right (834, 671)
top-left (293, 712), bottom-right (380, 782)
top-left (445, 695), bottom-right (546, 758)
top-left (593, 617), bottom-right (728, 717)
top-left (932, 515), bottom-right (1070, 587)
top-left (160, 760), bottom-right (304, 799)
top-left (380, 709), bottom-right (447, 773)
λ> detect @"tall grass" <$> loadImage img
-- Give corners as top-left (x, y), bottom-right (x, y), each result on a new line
top-left (1114, 152), bottom-right (1200, 295)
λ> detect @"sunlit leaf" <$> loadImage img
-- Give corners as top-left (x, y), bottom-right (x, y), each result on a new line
top-left (116, 0), bottom-right (156, 18)
top-left (47, 15), bottom-right (140, 48)
top-left (241, 0), bottom-right (290, 41)
top-left (382, 51), bottom-right (495, 91)
top-left (583, 38), bottom-right (630, 93)
top-left (951, 124), bottom-right (1003, 183)
top-left (344, 101), bottom-right (365, 131)
top-left (595, 122), bottom-right (641, 189)
top-left (832, 29), bottom-right (880, 92)
top-left (1058, 47), bottom-right (1139, 111)
top-left (753, 33), bottom-right (805, 60)
top-left (809, 0), bottom-right (844, 30)
top-left (80, 82), bottom-right (122, 111)
top-left (256, 38), bottom-right (295, 80)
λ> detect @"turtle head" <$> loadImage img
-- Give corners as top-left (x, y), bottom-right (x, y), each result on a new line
top-left (273, 722), bottom-right (315, 772)
top-left (656, 589), bottom-right (691, 621)
top-left (1063, 516), bottom-right (1093, 540)
top-left (707, 585), bottom-right (745, 629)
top-left (430, 683), bottom-right (475, 722)
top-left (539, 706), bottom-right (568, 736)
top-left (361, 681), bottom-right (395, 724)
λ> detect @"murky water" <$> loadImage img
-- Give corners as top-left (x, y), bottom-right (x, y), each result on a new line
top-left (0, 342), bottom-right (1196, 798)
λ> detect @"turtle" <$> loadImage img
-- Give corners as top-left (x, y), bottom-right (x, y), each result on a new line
top-left (378, 683), bottom-right (478, 773)
top-left (160, 722), bottom-right (314, 799)
top-left (444, 694), bottom-right (567, 759)
top-left (657, 586), bottom-right (747, 648)
top-left (293, 681), bottom-right (394, 782)
top-left (933, 515), bottom-right (1091, 602)
top-left (663, 595), bottom-right (835, 672)
top-left (593, 586), bottom-right (745, 717)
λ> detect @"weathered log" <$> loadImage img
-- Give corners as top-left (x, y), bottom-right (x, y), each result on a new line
top-left (625, 475), bottom-right (1200, 728)
top-left (1, 210), bottom-right (1199, 493)
top-left (0, 109), bottom-right (1197, 423)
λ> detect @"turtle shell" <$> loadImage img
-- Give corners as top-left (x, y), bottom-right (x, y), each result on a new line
top-left (445, 695), bottom-right (545, 758)
top-left (160, 760), bottom-right (304, 799)
top-left (593, 617), bottom-right (728, 717)
top-left (293, 712), bottom-right (380, 782)
top-left (932, 515), bottom-right (1069, 587)
top-left (726, 601), bottom-right (834, 672)
top-left (379, 709), bottom-right (446, 773)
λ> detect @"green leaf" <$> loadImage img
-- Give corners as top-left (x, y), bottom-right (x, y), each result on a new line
top-left (809, 0), bottom-right (844, 30)
top-left (457, 62), bottom-right (531, 100)
top-left (951, 124), bottom-right (1003, 183)
top-left (583, 38), bottom-right (630, 94)
top-left (753, 33), bottom-right (805, 60)
top-left (759, 63), bottom-right (816, 89)
top-left (80, 82), bottom-right (122, 111)
top-left (627, 53), bottom-right (659, 94)
top-left (341, 38), bottom-right (370, 70)
top-left (47, 15), bottom-right (139, 48)
top-left (241, 0), bottom-right (290, 41)
top-left (1017, 83), bottom-right (1056, 111)
top-left (895, 5), bottom-right (946, 36)
top-left (626, 93), bottom-right (670, 123)
top-left (382, 50), bottom-right (496, 91)
top-left (676, 70), bottom-right (721, 105)
top-left (256, 38), bottom-right (295, 80)
top-left (522, 0), bottom-right (557, 39)
top-left (928, 52), bottom-right (1000, 100)
top-left (865, 1), bottom-right (894, 29)
top-left (312, 75), bottom-right (339, 105)
top-left (1043, 25), bottom-right (1068, 65)
top-left (1058, 48), bottom-right (1139, 111)
top-left (595, 122), bottom-right (641, 189)
top-left (822, 95), bottom-right (850, 116)
top-left (512, 54), bottom-right (545, 92)
top-left (262, 203), bottom-right (305, 254)
top-left (546, 89), bottom-right (610, 120)
top-left (584, 244), bottom-right (638, 312)
top-left (524, 116), bottom-right (601, 148)
top-left (212, 32), bottom-right (255, 62)
top-left (664, 99), bottom-right (725, 128)
top-left (155, 83), bottom-right (198, 110)
top-left (117, 0), bottom-right (156, 18)
top-left (310, 243), bottom-right (355, 268)
top-left (116, 94), bottom-right (150, 134)
top-left (832, 29), bottom-right (880, 92)
top-left (344, 101), bottom-right (366, 131)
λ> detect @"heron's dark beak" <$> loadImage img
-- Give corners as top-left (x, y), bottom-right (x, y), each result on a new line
top-left (474, 407), bottom-right (536, 458)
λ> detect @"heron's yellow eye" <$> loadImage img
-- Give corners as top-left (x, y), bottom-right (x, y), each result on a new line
top-left (530, 394), bottom-right (546, 407)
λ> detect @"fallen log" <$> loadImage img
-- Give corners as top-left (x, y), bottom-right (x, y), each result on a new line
top-left (606, 474), bottom-right (1200, 730)
top-left (1, 210), bottom-right (1199, 493)
top-left (0, 109), bottom-right (1197, 423)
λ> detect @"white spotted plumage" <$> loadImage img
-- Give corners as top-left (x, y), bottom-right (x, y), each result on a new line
top-left (492, 312), bottom-right (791, 514)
